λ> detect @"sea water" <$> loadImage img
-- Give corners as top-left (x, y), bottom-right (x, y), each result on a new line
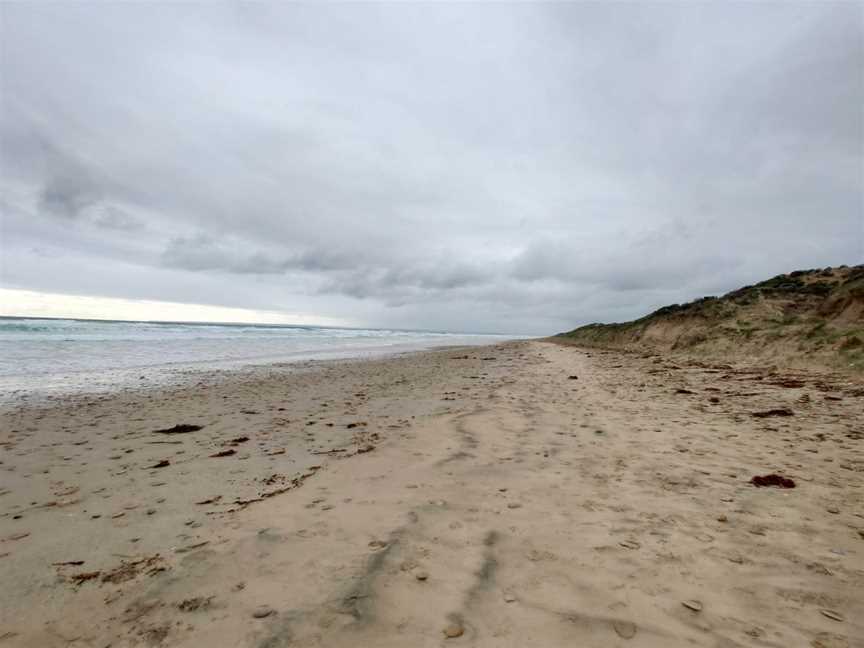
top-left (0, 317), bottom-right (512, 400)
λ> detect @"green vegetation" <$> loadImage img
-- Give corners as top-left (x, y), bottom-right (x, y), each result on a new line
top-left (805, 321), bottom-right (828, 339)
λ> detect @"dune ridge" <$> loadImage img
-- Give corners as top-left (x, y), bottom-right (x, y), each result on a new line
top-left (557, 265), bottom-right (864, 372)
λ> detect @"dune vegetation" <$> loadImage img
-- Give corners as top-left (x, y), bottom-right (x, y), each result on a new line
top-left (557, 265), bottom-right (864, 372)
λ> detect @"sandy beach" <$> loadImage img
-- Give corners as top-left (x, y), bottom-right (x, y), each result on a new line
top-left (1, 340), bottom-right (862, 647)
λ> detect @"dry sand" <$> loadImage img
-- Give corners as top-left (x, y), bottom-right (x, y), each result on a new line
top-left (1, 340), bottom-right (862, 647)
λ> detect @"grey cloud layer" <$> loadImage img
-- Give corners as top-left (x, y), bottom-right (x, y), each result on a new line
top-left (1, 3), bottom-right (861, 334)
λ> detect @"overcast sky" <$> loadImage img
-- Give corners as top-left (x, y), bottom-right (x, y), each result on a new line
top-left (1, 2), bottom-right (862, 335)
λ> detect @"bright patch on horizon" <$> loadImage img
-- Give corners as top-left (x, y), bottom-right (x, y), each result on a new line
top-left (0, 289), bottom-right (352, 327)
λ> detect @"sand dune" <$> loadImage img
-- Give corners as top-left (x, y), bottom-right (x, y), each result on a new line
top-left (558, 265), bottom-right (864, 373)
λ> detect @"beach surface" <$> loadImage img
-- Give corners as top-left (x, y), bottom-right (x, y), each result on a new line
top-left (1, 341), bottom-right (862, 647)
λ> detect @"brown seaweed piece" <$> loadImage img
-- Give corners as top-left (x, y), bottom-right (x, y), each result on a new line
top-left (752, 408), bottom-right (794, 418)
top-left (750, 474), bottom-right (796, 488)
top-left (153, 424), bottom-right (203, 435)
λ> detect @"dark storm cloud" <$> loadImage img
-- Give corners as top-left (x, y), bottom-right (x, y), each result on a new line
top-left (1, 2), bottom-right (861, 334)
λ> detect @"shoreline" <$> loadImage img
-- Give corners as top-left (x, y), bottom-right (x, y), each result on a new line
top-left (0, 340), bottom-right (511, 406)
top-left (1, 341), bottom-right (862, 646)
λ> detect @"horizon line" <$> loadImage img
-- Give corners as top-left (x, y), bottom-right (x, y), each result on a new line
top-left (0, 314), bottom-right (516, 338)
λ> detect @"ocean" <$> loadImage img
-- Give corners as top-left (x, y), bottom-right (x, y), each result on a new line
top-left (0, 317), bottom-right (513, 400)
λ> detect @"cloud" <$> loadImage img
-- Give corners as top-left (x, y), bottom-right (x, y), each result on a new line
top-left (93, 206), bottom-right (144, 231)
top-left (161, 233), bottom-right (495, 300)
top-left (2, 130), bottom-right (145, 231)
top-left (161, 234), bottom-right (292, 275)
top-left (37, 146), bottom-right (102, 219)
top-left (1, 2), bottom-right (861, 335)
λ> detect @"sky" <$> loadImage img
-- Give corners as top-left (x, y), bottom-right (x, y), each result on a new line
top-left (1, 2), bottom-right (862, 335)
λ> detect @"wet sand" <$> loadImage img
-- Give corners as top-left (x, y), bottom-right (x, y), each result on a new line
top-left (1, 341), bottom-right (862, 647)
